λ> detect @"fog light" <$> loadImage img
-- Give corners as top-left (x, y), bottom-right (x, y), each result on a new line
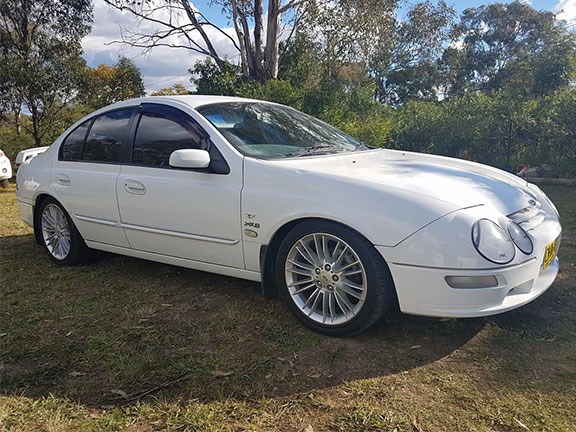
top-left (2, 168), bottom-right (7, 173)
top-left (445, 275), bottom-right (498, 289)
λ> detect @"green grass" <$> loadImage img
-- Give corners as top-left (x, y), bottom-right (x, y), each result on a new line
top-left (1, 184), bottom-right (575, 431)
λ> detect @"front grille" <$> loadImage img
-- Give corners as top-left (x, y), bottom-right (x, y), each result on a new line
top-left (508, 203), bottom-right (546, 232)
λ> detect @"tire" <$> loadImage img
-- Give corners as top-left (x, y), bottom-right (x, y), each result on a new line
top-left (0, 179), bottom-right (8, 188)
top-left (275, 220), bottom-right (395, 336)
top-left (37, 197), bottom-right (89, 266)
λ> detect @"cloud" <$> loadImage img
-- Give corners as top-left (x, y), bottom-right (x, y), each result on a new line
top-left (82, 0), bottom-right (239, 93)
top-left (555, 0), bottom-right (576, 27)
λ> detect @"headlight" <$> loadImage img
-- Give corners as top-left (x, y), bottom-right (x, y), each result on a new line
top-left (471, 219), bottom-right (515, 264)
top-left (507, 221), bottom-right (533, 255)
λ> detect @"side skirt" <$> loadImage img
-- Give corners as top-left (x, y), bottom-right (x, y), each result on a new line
top-left (85, 241), bottom-right (262, 282)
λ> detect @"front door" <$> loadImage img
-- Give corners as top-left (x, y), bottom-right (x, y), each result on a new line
top-left (116, 104), bottom-right (244, 268)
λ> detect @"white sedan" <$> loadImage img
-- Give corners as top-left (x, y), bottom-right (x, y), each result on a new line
top-left (16, 96), bottom-right (562, 335)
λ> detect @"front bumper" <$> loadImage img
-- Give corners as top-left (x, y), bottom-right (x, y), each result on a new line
top-left (385, 255), bottom-right (559, 317)
top-left (377, 204), bottom-right (562, 318)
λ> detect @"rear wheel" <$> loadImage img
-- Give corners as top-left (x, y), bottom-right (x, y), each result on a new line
top-left (0, 179), bottom-right (8, 188)
top-left (276, 221), bottom-right (394, 336)
top-left (38, 197), bottom-right (88, 266)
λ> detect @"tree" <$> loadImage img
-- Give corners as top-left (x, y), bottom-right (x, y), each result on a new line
top-left (103, 0), bottom-right (307, 82)
top-left (370, 1), bottom-right (455, 105)
top-left (79, 57), bottom-right (145, 109)
top-left (151, 84), bottom-right (191, 96)
top-left (301, 0), bottom-right (400, 75)
top-left (442, 1), bottom-right (574, 97)
top-left (0, 0), bottom-right (92, 146)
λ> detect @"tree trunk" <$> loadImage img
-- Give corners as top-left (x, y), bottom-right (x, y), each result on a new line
top-left (264, 0), bottom-right (281, 79)
top-left (30, 104), bottom-right (42, 147)
top-left (230, 0), bottom-right (250, 77)
top-left (13, 106), bottom-right (21, 135)
top-left (253, 0), bottom-right (265, 81)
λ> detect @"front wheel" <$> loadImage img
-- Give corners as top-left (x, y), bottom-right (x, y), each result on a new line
top-left (38, 197), bottom-right (89, 266)
top-left (275, 221), bottom-right (395, 336)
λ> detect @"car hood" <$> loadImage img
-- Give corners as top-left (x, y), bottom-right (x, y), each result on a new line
top-left (274, 149), bottom-right (536, 215)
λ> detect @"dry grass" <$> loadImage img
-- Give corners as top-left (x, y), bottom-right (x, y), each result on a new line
top-left (1, 183), bottom-right (575, 431)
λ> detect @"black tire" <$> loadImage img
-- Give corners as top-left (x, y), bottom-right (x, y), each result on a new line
top-left (0, 179), bottom-right (8, 188)
top-left (37, 197), bottom-right (89, 266)
top-left (275, 220), bottom-right (395, 336)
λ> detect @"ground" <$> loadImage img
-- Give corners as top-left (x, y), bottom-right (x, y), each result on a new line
top-left (0, 183), bottom-right (575, 431)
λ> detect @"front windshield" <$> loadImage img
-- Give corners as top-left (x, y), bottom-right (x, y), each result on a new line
top-left (196, 102), bottom-right (365, 159)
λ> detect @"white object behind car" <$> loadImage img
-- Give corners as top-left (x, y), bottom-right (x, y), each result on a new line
top-left (0, 149), bottom-right (12, 187)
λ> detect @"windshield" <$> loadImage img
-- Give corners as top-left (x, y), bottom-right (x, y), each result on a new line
top-left (196, 102), bottom-right (365, 159)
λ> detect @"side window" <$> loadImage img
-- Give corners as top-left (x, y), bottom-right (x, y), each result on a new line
top-left (60, 121), bottom-right (90, 161)
top-left (82, 109), bottom-right (133, 163)
top-left (132, 108), bottom-right (208, 167)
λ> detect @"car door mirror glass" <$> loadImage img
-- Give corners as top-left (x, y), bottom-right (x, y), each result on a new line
top-left (169, 149), bottom-right (210, 169)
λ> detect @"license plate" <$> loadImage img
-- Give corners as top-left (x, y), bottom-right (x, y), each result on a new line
top-left (542, 239), bottom-right (558, 269)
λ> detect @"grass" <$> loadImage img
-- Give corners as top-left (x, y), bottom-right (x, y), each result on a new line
top-left (1, 183), bottom-right (575, 431)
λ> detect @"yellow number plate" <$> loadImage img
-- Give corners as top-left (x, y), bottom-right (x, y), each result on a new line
top-left (542, 239), bottom-right (558, 269)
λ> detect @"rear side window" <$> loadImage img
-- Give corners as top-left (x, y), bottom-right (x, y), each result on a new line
top-left (132, 107), bottom-right (208, 167)
top-left (60, 121), bottom-right (90, 161)
top-left (82, 109), bottom-right (133, 163)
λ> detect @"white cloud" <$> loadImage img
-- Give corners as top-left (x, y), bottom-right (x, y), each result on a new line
top-left (555, 0), bottom-right (576, 27)
top-left (82, 0), bottom-right (239, 93)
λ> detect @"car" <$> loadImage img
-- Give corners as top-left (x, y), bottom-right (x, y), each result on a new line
top-left (15, 96), bottom-right (562, 336)
top-left (0, 149), bottom-right (12, 187)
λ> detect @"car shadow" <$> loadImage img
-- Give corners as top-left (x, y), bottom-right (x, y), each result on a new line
top-left (1, 233), bottom-right (570, 408)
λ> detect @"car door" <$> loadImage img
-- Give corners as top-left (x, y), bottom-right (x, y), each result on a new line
top-left (116, 103), bottom-right (244, 268)
top-left (52, 108), bottom-right (136, 247)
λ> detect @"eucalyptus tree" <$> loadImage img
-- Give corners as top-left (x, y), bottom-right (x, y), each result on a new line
top-left (0, 0), bottom-right (92, 145)
top-left (103, 0), bottom-right (306, 82)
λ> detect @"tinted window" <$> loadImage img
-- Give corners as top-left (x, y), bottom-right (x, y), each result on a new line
top-left (82, 109), bottom-right (133, 163)
top-left (60, 121), bottom-right (90, 161)
top-left (133, 108), bottom-right (208, 167)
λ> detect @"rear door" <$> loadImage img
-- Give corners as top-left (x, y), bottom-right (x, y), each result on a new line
top-left (116, 103), bottom-right (244, 268)
top-left (52, 108), bottom-right (136, 247)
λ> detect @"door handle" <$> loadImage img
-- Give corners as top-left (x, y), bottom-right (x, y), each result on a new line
top-left (56, 174), bottom-right (71, 186)
top-left (124, 180), bottom-right (146, 195)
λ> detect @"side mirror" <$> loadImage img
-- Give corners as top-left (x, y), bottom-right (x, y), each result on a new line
top-left (169, 149), bottom-right (210, 169)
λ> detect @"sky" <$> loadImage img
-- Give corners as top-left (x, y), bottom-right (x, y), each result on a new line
top-left (81, 0), bottom-right (576, 93)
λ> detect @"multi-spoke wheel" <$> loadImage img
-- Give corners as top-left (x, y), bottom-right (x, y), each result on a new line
top-left (276, 221), bottom-right (395, 336)
top-left (37, 197), bottom-right (88, 265)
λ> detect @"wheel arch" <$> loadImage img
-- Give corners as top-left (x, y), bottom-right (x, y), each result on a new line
top-left (33, 193), bottom-right (54, 245)
top-left (259, 216), bottom-right (396, 300)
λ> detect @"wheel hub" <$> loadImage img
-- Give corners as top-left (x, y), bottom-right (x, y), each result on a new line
top-left (318, 270), bottom-right (332, 286)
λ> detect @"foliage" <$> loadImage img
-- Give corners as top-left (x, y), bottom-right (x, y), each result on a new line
top-left (237, 79), bottom-right (301, 107)
top-left (390, 88), bottom-right (576, 175)
top-left (444, 1), bottom-right (576, 97)
top-left (190, 59), bottom-right (241, 96)
top-left (371, 1), bottom-right (455, 105)
top-left (301, 0), bottom-right (400, 68)
top-left (79, 57), bottom-right (145, 110)
top-left (0, 0), bottom-right (92, 146)
top-left (151, 84), bottom-right (191, 96)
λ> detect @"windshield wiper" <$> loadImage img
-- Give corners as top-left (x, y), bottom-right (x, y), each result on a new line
top-left (353, 142), bottom-right (373, 151)
top-left (286, 146), bottom-right (339, 157)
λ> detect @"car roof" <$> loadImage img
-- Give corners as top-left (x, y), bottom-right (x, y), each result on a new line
top-left (103, 95), bottom-right (263, 111)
